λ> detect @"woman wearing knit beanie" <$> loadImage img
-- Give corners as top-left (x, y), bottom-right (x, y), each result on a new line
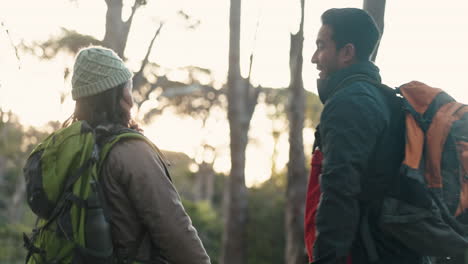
top-left (65, 46), bottom-right (211, 264)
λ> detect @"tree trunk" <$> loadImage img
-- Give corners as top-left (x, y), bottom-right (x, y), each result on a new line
top-left (363, 0), bottom-right (386, 62)
top-left (8, 161), bottom-right (26, 222)
top-left (222, 0), bottom-right (259, 263)
top-left (102, 0), bottom-right (140, 58)
top-left (285, 0), bottom-right (308, 263)
top-left (194, 162), bottom-right (215, 202)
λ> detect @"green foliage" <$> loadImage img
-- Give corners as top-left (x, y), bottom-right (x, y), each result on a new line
top-left (0, 112), bottom-right (48, 217)
top-left (305, 91), bottom-right (323, 128)
top-left (0, 110), bottom-right (52, 264)
top-left (0, 223), bottom-right (30, 264)
top-left (180, 176), bottom-right (286, 264)
top-left (210, 173), bottom-right (226, 212)
top-left (27, 28), bottom-right (102, 59)
top-left (182, 199), bottom-right (222, 264)
top-left (247, 179), bottom-right (286, 264)
top-left (263, 87), bottom-right (322, 129)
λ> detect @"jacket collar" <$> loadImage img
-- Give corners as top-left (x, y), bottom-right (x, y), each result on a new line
top-left (317, 61), bottom-right (382, 104)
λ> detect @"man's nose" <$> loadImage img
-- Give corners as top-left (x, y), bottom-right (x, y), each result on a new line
top-left (311, 51), bottom-right (317, 64)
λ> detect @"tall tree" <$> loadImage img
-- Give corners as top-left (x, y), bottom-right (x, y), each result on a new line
top-left (363, 0), bottom-right (386, 62)
top-left (285, 0), bottom-right (308, 263)
top-left (102, 0), bottom-right (146, 58)
top-left (221, 0), bottom-right (260, 263)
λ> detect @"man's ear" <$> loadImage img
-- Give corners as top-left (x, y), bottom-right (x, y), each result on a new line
top-left (340, 43), bottom-right (356, 65)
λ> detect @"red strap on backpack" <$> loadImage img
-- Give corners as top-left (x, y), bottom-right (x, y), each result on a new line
top-left (305, 149), bottom-right (352, 264)
top-left (305, 149), bottom-right (323, 263)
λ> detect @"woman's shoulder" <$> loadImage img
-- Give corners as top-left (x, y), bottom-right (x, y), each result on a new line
top-left (107, 137), bottom-right (157, 164)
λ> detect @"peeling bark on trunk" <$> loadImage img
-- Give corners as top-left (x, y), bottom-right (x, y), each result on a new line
top-left (285, 0), bottom-right (308, 263)
top-left (363, 0), bottom-right (386, 62)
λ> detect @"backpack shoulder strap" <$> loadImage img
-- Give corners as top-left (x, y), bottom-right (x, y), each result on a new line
top-left (398, 81), bottom-right (446, 115)
top-left (396, 82), bottom-right (467, 189)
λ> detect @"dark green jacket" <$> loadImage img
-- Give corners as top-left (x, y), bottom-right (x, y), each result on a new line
top-left (313, 61), bottom-right (423, 264)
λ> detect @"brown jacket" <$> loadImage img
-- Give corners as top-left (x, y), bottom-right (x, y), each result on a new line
top-left (101, 138), bottom-right (211, 264)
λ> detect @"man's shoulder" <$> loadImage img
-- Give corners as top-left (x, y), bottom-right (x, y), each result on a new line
top-left (342, 77), bottom-right (382, 97)
top-left (322, 79), bottom-right (390, 125)
top-left (327, 80), bottom-right (381, 107)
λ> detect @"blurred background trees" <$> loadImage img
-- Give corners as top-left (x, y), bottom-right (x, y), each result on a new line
top-left (5, 0), bottom-right (466, 262)
top-left (0, 110), bottom-right (59, 262)
top-left (0, 0), bottom-right (338, 263)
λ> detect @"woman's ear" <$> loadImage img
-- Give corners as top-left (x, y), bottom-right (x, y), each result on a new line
top-left (120, 81), bottom-right (134, 115)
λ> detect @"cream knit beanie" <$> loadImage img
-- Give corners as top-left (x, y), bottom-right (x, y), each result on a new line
top-left (71, 46), bottom-right (133, 100)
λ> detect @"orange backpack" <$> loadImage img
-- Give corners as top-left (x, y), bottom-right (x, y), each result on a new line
top-left (379, 81), bottom-right (468, 260)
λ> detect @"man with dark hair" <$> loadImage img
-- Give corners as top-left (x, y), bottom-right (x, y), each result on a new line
top-left (305, 8), bottom-right (424, 264)
top-left (320, 8), bottom-right (380, 61)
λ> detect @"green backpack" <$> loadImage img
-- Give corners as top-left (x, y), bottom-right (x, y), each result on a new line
top-left (22, 121), bottom-right (160, 264)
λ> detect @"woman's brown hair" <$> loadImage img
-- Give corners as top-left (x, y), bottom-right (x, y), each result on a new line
top-left (63, 82), bottom-right (140, 130)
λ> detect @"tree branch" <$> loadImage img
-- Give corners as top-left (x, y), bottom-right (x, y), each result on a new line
top-left (132, 23), bottom-right (164, 95)
top-left (247, 85), bottom-right (261, 121)
top-left (125, 0), bottom-right (142, 27)
top-left (136, 24), bottom-right (164, 77)
top-left (1, 21), bottom-right (21, 69)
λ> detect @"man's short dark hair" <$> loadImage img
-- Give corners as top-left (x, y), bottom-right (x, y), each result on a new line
top-left (321, 8), bottom-right (381, 61)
